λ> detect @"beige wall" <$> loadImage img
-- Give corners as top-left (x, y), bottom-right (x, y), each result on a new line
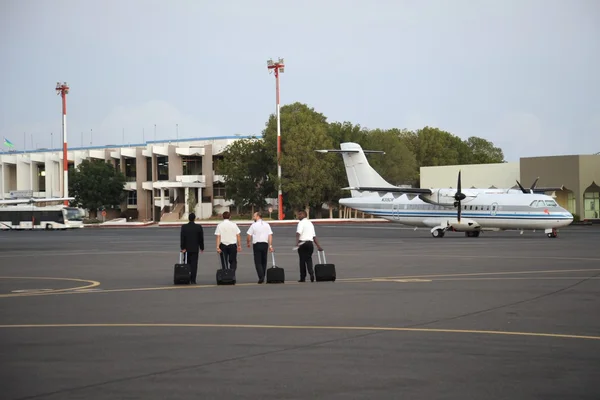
top-left (420, 162), bottom-right (519, 189)
top-left (520, 155), bottom-right (581, 215)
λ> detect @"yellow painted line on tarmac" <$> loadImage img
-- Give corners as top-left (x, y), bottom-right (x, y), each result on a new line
top-left (0, 277), bottom-right (101, 298)
top-left (2, 268), bottom-right (599, 299)
top-left (0, 323), bottom-right (598, 341)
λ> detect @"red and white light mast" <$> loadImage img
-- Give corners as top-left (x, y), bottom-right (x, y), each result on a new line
top-left (267, 58), bottom-right (285, 220)
top-left (56, 82), bottom-right (69, 206)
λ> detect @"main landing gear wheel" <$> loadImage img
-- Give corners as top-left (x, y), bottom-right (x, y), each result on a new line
top-left (547, 228), bottom-right (558, 238)
top-left (432, 229), bottom-right (445, 238)
top-left (465, 231), bottom-right (480, 238)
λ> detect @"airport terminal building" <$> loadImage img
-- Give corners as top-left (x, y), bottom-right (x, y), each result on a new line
top-left (0, 136), bottom-right (254, 222)
top-left (420, 154), bottom-right (600, 221)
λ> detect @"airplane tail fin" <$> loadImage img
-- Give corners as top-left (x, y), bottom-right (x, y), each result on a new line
top-left (316, 142), bottom-right (393, 197)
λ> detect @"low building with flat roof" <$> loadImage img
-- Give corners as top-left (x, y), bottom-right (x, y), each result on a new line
top-left (0, 135), bottom-right (256, 222)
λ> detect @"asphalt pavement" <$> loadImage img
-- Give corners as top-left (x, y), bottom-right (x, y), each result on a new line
top-left (0, 223), bottom-right (599, 399)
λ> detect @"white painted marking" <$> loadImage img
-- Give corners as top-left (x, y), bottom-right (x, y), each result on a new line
top-left (371, 278), bottom-right (431, 283)
top-left (11, 289), bottom-right (53, 293)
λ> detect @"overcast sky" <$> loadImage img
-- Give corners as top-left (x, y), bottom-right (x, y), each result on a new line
top-left (1, 0), bottom-right (599, 161)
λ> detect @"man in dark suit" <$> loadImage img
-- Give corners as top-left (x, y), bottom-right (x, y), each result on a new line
top-left (180, 212), bottom-right (204, 284)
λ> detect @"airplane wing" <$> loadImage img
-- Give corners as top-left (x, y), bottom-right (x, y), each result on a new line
top-left (530, 186), bottom-right (565, 193)
top-left (343, 186), bottom-right (433, 195)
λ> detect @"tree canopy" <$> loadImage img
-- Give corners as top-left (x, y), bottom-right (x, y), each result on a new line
top-left (218, 101), bottom-right (506, 217)
top-left (68, 159), bottom-right (127, 217)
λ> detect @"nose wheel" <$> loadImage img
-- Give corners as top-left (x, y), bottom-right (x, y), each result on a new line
top-left (546, 228), bottom-right (558, 238)
top-left (432, 228), bottom-right (445, 238)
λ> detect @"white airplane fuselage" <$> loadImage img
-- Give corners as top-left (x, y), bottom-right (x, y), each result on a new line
top-left (340, 191), bottom-right (573, 231)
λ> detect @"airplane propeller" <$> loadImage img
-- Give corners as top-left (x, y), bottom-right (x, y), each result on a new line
top-left (516, 177), bottom-right (539, 194)
top-left (454, 170), bottom-right (466, 222)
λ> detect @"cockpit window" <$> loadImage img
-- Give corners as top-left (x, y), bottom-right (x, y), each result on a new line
top-left (544, 200), bottom-right (558, 207)
top-left (529, 200), bottom-right (538, 207)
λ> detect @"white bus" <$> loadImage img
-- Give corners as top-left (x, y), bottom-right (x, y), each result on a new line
top-left (0, 204), bottom-right (85, 230)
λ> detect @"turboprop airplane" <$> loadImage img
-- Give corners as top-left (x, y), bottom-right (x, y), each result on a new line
top-left (316, 142), bottom-right (573, 238)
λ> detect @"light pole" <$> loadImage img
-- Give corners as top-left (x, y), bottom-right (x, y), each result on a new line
top-left (55, 82), bottom-right (69, 205)
top-left (267, 57), bottom-right (285, 220)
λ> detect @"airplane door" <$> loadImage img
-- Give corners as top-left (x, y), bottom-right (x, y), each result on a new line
top-left (392, 203), bottom-right (400, 220)
top-left (491, 202), bottom-right (498, 216)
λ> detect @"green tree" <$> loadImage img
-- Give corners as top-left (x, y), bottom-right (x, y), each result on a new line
top-left (262, 102), bottom-right (335, 216)
top-left (362, 128), bottom-right (419, 186)
top-left (68, 159), bottom-right (127, 218)
top-left (465, 136), bottom-right (505, 163)
top-left (219, 137), bottom-right (276, 213)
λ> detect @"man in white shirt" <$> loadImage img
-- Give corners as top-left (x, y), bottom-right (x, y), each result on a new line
top-left (246, 211), bottom-right (274, 284)
top-left (215, 211), bottom-right (242, 271)
top-left (295, 210), bottom-right (323, 282)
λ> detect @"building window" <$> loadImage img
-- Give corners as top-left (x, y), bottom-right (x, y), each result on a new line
top-left (584, 190), bottom-right (599, 219)
top-left (157, 156), bottom-right (169, 181)
top-left (125, 158), bottom-right (136, 182)
top-left (127, 190), bottom-right (137, 206)
top-left (567, 192), bottom-right (576, 214)
top-left (214, 183), bottom-right (226, 199)
top-left (146, 157), bottom-right (152, 181)
top-left (182, 156), bottom-right (202, 175)
top-left (37, 165), bottom-right (46, 192)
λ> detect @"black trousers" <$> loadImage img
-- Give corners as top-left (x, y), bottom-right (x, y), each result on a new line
top-left (219, 243), bottom-right (238, 271)
top-left (187, 251), bottom-right (199, 283)
top-left (298, 241), bottom-right (314, 280)
top-left (253, 242), bottom-right (269, 281)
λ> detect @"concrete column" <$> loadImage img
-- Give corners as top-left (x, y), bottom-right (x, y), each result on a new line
top-left (0, 163), bottom-right (4, 199)
top-left (168, 145), bottom-right (182, 181)
top-left (202, 144), bottom-right (213, 201)
top-left (135, 148), bottom-right (148, 221)
top-left (160, 188), bottom-right (165, 209)
top-left (185, 187), bottom-right (189, 214)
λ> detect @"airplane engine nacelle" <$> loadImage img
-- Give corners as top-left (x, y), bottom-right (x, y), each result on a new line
top-left (446, 218), bottom-right (480, 232)
top-left (419, 189), bottom-right (476, 207)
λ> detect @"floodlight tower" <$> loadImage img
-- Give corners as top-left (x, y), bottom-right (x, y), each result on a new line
top-left (267, 57), bottom-right (285, 220)
top-left (56, 82), bottom-right (70, 205)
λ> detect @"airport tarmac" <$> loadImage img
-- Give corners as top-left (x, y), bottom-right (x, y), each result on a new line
top-left (1, 224), bottom-right (599, 399)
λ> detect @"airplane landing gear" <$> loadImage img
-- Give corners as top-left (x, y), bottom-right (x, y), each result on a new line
top-left (546, 228), bottom-right (558, 238)
top-left (431, 228), bottom-right (445, 238)
top-left (465, 231), bottom-right (480, 237)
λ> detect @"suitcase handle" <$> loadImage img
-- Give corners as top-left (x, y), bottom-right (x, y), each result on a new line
top-left (317, 250), bottom-right (326, 264)
top-left (179, 252), bottom-right (187, 264)
top-left (271, 251), bottom-right (276, 267)
top-left (218, 253), bottom-right (229, 269)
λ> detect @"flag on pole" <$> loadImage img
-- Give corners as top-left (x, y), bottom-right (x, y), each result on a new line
top-left (3, 137), bottom-right (14, 148)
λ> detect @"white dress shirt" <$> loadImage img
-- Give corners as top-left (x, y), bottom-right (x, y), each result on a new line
top-left (215, 219), bottom-right (241, 245)
top-left (296, 218), bottom-right (316, 242)
top-left (247, 219), bottom-right (273, 244)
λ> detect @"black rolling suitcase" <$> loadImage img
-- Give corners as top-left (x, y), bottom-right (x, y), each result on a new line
top-left (216, 253), bottom-right (236, 285)
top-left (174, 252), bottom-right (191, 285)
top-left (315, 250), bottom-right (336, 282)
top-left (266, 251), bottom-right (285, 284)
